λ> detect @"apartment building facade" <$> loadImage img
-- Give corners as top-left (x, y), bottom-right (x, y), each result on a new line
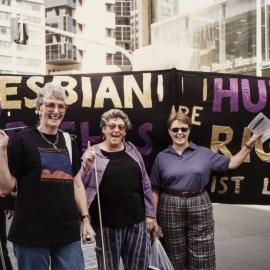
top-left (108, 0), bottom-right (133, 70)
top-left (0, 0), bottom-right (45, 74)
top-left (45, 0), bottom-right (119, 74)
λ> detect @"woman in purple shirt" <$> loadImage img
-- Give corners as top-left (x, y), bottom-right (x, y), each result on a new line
top-left (150, 112), bottom-right (260, 270)
top-left (80, 109), bottom-right (155, 270)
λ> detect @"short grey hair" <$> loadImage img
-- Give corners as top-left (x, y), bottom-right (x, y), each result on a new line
top-left (36, 82), bottom-right (67, 110)
top-left (100, 109), bottom-right (132, 130)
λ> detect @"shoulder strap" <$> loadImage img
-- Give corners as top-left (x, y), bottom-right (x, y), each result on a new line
top-left (63, 132), bottom-right (72, 164)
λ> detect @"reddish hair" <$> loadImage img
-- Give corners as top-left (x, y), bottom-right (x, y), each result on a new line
top-left (167, 112), bottom-right (191, 129)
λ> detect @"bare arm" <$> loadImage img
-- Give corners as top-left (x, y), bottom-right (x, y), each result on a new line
top-left (0, 130), bottom-right (16, 195)
top-left (229, 133), bottom-right (261, 169)
top-left (73, 173), bottom-right (96, 243)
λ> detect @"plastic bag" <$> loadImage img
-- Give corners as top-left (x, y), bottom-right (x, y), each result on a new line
top-left (148, 239), bottom-right (174, 270)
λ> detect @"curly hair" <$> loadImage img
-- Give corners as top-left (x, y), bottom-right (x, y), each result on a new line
top-left (100, 109), bottom-right (132, 130)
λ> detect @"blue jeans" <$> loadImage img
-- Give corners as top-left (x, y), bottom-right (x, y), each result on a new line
top-left (13, 240), bottom-right (84, 270)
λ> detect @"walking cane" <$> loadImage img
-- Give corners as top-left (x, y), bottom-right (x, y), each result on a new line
top-left (0, 241), bottom-right (7, 270)
top-left (92, 143), bottom-right (107, 270)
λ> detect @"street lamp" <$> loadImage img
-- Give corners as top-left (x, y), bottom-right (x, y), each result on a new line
top-left (10, 18), bottom-right (134, 69)
top-left (10, 18), bottom-right (29, 45)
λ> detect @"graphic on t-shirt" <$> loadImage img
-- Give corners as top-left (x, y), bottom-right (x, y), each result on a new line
top-left (39, 148), bottom-right (73, 182)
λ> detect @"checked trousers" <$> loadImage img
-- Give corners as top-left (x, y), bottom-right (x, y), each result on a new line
top-left (158, 191), bottom-right (215, 270)
top-left (94, 221), bottom-right (150, 270)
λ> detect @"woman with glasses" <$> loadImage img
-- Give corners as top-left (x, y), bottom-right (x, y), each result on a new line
top-left (80, 109), bottom-right (156, 270)
top-left (150, 111), bottom-right (260, 270)
top-left (0, 82), bottom-right (95, 270)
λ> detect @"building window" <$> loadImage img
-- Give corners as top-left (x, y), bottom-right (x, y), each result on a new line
top-left (115, 1), bottom-right (131, 17)
top-left (0, 11), bottom-right (10, 21)
top-left (0, 40), bottom-right (10, 49)
top-left (113, 52), bottom-right (130, 66)
top-left (16, 0), bottom-right (41, 11)
top-left (17, 44), bottom-right (41, 53)
top-left (106, 53), bottom-right (113, 65)
top-left (78, 23), bottom-right (83, 33)
top-left (161, 7), bottom-right (171, 16)
top-left (0, 55), bottom-right (12, 64)
top-left (17, 57), bottom-right (41, 67)
top-left (0, 26), bottom-right (8, 35)
top-left (106, 3), bottom-right (115, 13)
top-left (115, 26), bottom-right (131, 42)
top-left (106, 28), bottom-right (115, 38)
top-left (0, 0), bottom-right (11, 6)
top-left (22, 15), bottom-right (41, 24)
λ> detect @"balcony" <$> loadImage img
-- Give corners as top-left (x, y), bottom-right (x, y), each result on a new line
top-left (46, 15), bottom-right (76, 34)
top-left (115, 25), bottom-right (131, 42)
top-left (45, 0), bottom-right (76, 10)
top-left (46, 42), bottom-right (80, 64)
top-left (115, 1), bottom-right (131, 17)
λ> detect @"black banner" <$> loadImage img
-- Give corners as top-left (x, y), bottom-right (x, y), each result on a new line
top-left (0, 69), bottom-right (269, 204)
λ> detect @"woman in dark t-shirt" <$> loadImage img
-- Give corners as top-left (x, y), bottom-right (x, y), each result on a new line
top-left (0, 83), bottom-right (95, 270)
top-left (81, 109), bottom-right (156, 270)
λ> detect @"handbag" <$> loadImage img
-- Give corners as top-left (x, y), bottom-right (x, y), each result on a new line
top-left (148, 238), bottom-right (174, 270)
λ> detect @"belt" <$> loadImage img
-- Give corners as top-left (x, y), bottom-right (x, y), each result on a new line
top-left (162, 189), bottom-right (204, 198)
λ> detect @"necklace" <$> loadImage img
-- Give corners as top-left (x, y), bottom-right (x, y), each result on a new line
top-left (38, 129), bottom-right (59, 149)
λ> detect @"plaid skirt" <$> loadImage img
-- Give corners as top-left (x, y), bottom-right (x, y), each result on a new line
top-left (158, 191), bottom-right (215, 270)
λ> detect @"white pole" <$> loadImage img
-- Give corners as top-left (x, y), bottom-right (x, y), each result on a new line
top-left (94, 156), bottom-right (107, 270)
top-left (256, 0), bottom-right (262, 76)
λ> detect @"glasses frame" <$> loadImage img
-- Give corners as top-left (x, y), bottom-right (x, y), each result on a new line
top-left (43, 102), bottom-right (67, 113)
top-left (106, 123), bottom-right (126, 131)
top-left (170, 127), bottom-right (189, 133)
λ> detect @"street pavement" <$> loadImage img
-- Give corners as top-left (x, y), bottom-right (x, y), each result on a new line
top-left (5, 204), bottom-right (270, 270)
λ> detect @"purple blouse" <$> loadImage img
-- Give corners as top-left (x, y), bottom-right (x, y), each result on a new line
top-left (150, 141), bottom-right (230, 192)
top-left (80, 141), bottom-right (156, 218)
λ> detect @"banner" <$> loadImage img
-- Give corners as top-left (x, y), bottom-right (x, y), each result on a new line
top-left (0, 69), bottom-right (269, 204)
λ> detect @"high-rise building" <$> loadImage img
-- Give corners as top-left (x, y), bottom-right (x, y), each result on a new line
top-left (133, 0), bottom-right (270, 77)
top-left (112, 0), bottom-right (150, 71)
top-left (45, 0), bottom-right (119, 74)
top-left (111, 0), bottom-right (133, 70)
top-left (0, 0), bottom-right (45, 75)
top-left (152, 0), bottom-right (179, 23)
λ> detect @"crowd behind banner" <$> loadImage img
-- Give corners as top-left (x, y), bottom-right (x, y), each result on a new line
top-left (0, 68), bottom-right (270, 204)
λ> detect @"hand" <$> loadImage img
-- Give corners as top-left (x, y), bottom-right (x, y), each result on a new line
top-left (0, 130), bottom-right (9, 149)
top-left (81, 218), bottom-right (96, 245)
top-left (151, 219), bottom-right (160, 239)
top-left (82, 141), bottom-right (96, 172)
top-left (146, 217), bottom-right (160, 239)
top-left (247, 133), bottom-right (262, 147)
top-left (5, 210), bottom-right (14, 219)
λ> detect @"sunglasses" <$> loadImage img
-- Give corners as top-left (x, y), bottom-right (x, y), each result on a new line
top-left (44, 102), bottom-right (67, 113)
top-left (107, 124), bottom-right (126, 131)
top-left (170, 127), bottom-right (189, 133)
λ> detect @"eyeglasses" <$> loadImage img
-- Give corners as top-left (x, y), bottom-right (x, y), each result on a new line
top-left (170, 127), bottom-right (189, 133)
top-left (44, 102), bottom-right (67, 113)
top-left (106, 124), bottom-right (126, 131)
